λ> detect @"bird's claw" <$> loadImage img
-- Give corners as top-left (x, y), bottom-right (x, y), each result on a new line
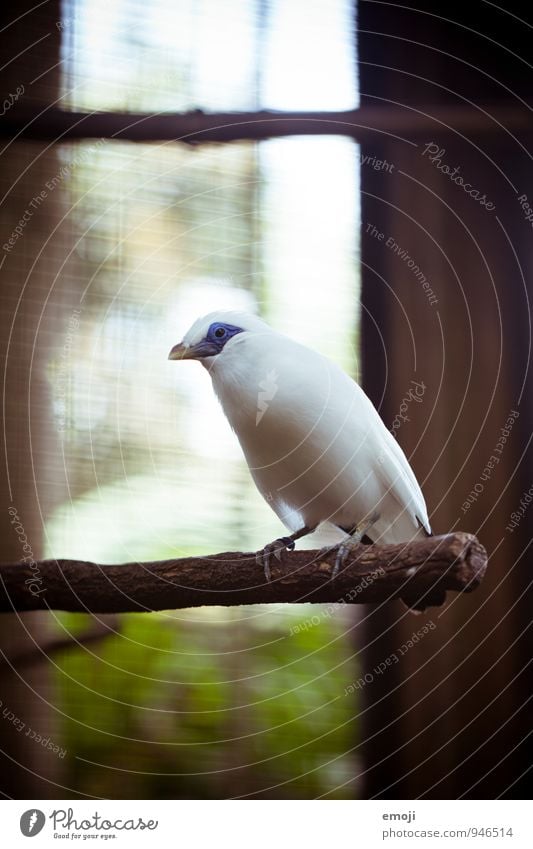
top-left (332, 532), bottom-right (363, 579)
top-left (332, 514), bottom-right (379, 578)
top-left (256, 536), bottom-right (295, 582)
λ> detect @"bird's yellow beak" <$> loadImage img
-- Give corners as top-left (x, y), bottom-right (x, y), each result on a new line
top-left (168, 337), bottom-right (221, 360)
top-left (168, 342), bottom-right (195, 361)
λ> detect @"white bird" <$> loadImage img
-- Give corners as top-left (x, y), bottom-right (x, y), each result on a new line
top-left (169, 310), bottom-right (431, 581)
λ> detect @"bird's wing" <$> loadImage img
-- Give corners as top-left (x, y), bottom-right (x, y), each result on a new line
top-left (369, 409), bottom-right (431, 534)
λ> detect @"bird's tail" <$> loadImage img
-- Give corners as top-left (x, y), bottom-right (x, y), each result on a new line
top-left (369, 512), bottom-right (431, 546)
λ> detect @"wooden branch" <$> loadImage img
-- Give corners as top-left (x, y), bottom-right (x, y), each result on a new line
top-left (0, 533), bottom-right (486, 614)
top-left (1, 105), bottom-right (531, 143)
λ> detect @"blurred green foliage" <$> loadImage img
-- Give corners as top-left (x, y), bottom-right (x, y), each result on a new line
top-left (57, 600), bottom-right (358, 798)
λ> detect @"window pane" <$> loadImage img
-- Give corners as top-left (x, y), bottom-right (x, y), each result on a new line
top-left (262, 0), bottom-right (357, 110)
top-left (61, 0), bottom-right (357, 112)
top-left (48, 135), bottom-right (359, 558)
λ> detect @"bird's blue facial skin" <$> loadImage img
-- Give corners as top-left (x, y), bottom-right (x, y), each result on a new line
top-left (199, 322), bottom-right (244, 357)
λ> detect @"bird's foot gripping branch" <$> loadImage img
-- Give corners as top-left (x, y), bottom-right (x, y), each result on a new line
top-left (0, 533), bottom-right (486, 614)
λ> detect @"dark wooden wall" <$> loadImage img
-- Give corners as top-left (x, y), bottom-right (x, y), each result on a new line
top-left (358, 0), bottom-right (533, 798)
top-left (0, 1), bottom-right (66, 797)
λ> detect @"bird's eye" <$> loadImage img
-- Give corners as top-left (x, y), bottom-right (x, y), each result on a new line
top-left (214, 326), bottom-right (226, 338)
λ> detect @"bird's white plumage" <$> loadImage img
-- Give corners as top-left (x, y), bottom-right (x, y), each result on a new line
top-left (177, 311), bottom-right (431, 544)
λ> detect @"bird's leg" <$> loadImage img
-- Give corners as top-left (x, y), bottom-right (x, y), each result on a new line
top-left (332, 513), bottom-right (380, 579)
top-left (257, 525), bottom-right (316, 582)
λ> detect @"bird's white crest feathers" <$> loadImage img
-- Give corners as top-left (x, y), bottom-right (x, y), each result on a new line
top-left (181, 310), bottom-right (271, 347)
